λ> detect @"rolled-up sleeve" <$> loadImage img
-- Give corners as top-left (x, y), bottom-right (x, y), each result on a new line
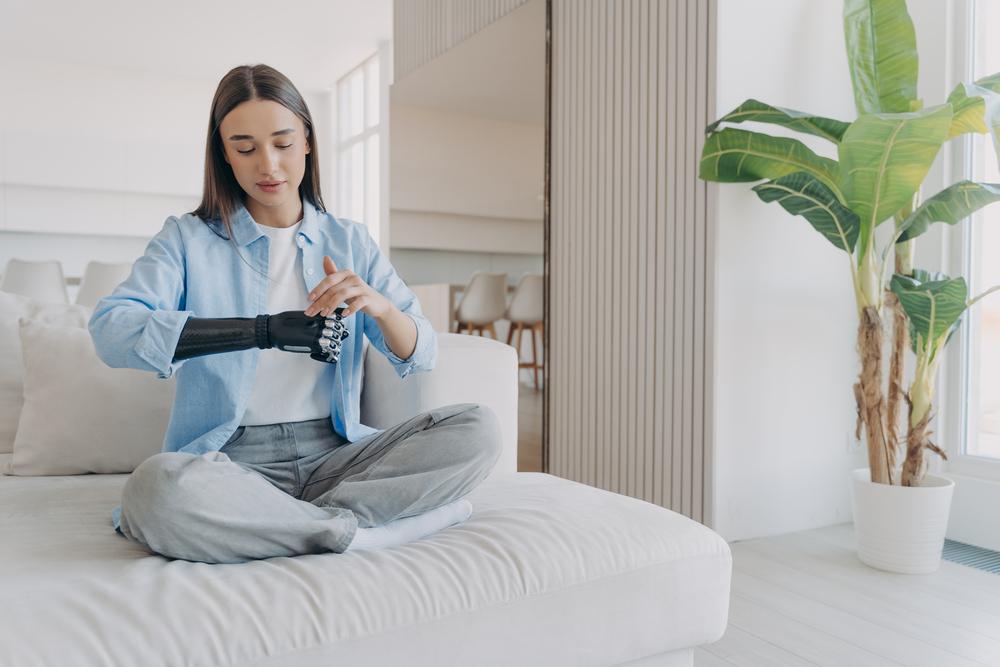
top-left (88, 216), bottom-right (195, 380)
top-left (362, 229), bottom-right (438, 379)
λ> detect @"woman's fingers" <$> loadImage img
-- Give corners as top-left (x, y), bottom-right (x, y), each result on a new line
top-left (341, 297), bottom-right (367, 318)
top-left (308, 271), bottom-right (353, 301)
top-left (305, 285), bottom-right (364, 317)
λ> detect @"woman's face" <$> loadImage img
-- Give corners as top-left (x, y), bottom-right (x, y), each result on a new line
top-left (219, 98), bottom-right (311, 211)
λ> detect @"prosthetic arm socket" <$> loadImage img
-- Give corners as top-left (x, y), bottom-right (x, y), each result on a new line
top-left (172, 309), bottom-right (350, 364)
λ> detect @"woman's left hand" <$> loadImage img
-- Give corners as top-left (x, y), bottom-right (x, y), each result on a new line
top-left (304, 256), bottom-right (392, 319)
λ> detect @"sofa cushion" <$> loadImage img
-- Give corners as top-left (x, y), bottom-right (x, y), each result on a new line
top-left (0, 462), bottom-right (731, 666)
top-left (9, 318), bottom-right (173, 475)
top-left (0, 292), bottom-right (91, 455)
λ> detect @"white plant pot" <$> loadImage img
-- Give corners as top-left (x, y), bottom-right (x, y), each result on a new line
top-left (849, 467), bottom-right (955, 574)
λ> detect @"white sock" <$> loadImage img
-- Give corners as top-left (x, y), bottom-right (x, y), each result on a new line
top-left (346, 499), bottom-right (473, 551)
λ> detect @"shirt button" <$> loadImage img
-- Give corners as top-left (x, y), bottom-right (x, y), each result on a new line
top-left (307, 268), bottom-right (315, 275)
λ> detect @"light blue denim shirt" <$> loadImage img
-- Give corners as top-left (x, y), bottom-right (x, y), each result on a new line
top-left (89, 198), bottom-right (437, 532)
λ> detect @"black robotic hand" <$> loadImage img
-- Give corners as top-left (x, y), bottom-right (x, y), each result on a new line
top-left (260, 309), bottom-right (351, 363)
top-left (172, 308), bottom-right (350, 364)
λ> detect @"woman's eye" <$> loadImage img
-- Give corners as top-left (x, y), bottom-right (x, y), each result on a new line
top-left (237, 144), bottom-right (292, 155)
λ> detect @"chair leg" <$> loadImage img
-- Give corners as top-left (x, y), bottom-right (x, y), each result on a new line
top-left (485, 322), bottom-right (497, 339)
top-left (529, 323), bottom-right (540, 390)
top-left (506, 321), bottom-right (515, 346)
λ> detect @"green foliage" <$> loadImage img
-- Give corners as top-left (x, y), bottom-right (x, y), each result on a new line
top-left (898, 181), bottom-right (1000, 242)
top-left (751, 172), bottom-right (860, 253)
top-left (698, 128), bottom-right (841, 196)
top-left (890, 272), bottom-right (967, 356)
top-left (838, 105), bottom-right (952, 254)
top-left (843, 0), bottom-right (919, 114)
top-left (705, 100), bottom-right (850, 143)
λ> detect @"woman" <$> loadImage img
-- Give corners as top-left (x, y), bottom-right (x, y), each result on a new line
top-left (88, 64), bottom-right (502, 564)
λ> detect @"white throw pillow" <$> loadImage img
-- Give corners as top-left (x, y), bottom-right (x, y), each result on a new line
top-left (0, 292), bottom-right (92, 455)
top-left (9, 317), bottom-right (174, 475)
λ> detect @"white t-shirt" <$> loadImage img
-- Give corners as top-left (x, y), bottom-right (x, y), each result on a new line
top-left (240, 218), bottom-right (333, 426)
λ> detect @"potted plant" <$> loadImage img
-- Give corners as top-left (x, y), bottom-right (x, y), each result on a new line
top-left (699, 0), bottom-right (1000, 573)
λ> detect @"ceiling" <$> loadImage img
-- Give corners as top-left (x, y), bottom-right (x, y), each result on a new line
top-left (0, 0), bottom-right (392, 92)
top-left (390, 0), bottom-right (546, 126)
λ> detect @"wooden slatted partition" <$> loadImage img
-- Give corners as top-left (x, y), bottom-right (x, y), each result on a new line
top-left (549, 0), bottom-right (716, 524)
top-left (393, 0), bottom-right (533, 82)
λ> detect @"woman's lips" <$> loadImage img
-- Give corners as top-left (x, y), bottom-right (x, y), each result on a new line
top-left (258, 181), bottom-right (285, 192)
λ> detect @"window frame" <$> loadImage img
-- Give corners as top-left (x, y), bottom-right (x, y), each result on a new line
top-left (937, 0), bottom-right (1000, 483)
top-left (336, 51), bottom-right (382, 246)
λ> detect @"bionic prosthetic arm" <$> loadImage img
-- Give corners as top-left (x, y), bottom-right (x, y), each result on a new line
top-left (171, 309), bottom-right (350, 364)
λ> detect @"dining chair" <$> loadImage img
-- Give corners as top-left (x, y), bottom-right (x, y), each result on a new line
top-left (505, 273), bottom-right (544, 389)
top-left (454, 271), bottom-right (508, 339)
top-left (75, 261), bottom-right (133, 307)
top-left (0, 259), bottom-right (69, 303)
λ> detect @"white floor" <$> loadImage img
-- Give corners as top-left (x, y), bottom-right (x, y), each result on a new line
top-left (696, 523), bottom-right (1000, 667)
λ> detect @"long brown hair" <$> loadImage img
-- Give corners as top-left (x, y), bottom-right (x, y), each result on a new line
top-left (192, 64), bottom-right (325, 269)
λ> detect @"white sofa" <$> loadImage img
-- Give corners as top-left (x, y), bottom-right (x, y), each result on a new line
top-left (0, 331), bottom-right (732, 666)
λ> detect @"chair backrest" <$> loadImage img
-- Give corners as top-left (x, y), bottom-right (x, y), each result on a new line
top-left (505, 274), bottom-right (543, 323)
top-left (75, 261), bottom-right (133, 307)
top-left (455, 272), bottom-right (508, 325)
top-left (0, 259), bottom-right (69, 303)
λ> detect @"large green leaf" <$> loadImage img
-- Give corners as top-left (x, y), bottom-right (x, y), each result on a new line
top-left (699, 128), bottom-right (842, 197)
top-left (839, 104), bottom-right (953, 253)
top-left (843, 0), bottom-right (919, 114)
top-left (706, 99), bottom-right (850, 143)
top-left (947, 73), bottom-right (1000, 167)
top-left (898, 180), bottom-right (1000, 241)
top-left (751, 172), bottom-right (860, 253)
top-left (890, 272), bottom-right (968, 353)
top-left (947, 84), bottom-right (989, 137)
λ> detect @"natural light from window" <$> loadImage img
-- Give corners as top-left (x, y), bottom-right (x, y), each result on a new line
top-left (337, 54), bottom-right (381, 246)
top-left (966, 0), bottom-right (1000, 459)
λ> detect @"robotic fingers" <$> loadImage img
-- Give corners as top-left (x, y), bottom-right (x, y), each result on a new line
top-left (263, 309), bottom-right (351, 363)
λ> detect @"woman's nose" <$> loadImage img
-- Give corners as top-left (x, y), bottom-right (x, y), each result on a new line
top-left (258, 147), bottom-right (280, 173)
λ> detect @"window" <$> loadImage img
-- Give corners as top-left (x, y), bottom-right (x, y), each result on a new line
top-left (960, 0), bottom-right (1000, 463)
top-left (336, 53), bottom-right (382, 246)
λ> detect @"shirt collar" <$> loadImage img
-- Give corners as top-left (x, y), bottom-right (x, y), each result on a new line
top-left (230, 197), bottom-right (320, 247)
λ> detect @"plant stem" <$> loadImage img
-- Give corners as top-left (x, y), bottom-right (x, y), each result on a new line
top-left (887, 197), bottom-right (916, 479)
top-left (902, 339), bottom-right (943, 486)
top-left (857, 244), bottom-right (883, 312)
top-left (855, 305), bottom-right (892, 484)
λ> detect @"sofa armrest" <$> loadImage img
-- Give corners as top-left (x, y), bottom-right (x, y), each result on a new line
top-left (360, 333), bottom-right (519, 477)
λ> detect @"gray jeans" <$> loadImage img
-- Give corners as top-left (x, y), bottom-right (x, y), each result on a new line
top-left (117, 403), bottom-right (503, 564)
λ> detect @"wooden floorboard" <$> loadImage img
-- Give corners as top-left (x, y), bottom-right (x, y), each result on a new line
top-left (517, 382), bottom-right (543, 472)
top-left (697, 524), bottom-right (1000, 667)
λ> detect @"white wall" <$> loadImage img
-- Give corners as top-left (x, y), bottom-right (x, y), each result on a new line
top-left (388, 103), bottom-right (543, 288)
top-left (0, 59), bottom-right (334, 282)
top-left (389, 103), bottom-right (543, 219)
top-left (712, 0), bottom-right (952, 542)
